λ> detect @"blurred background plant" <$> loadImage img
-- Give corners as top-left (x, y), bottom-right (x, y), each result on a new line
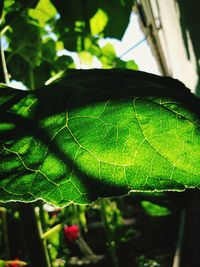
top-left (0, 0), bottom-right (140, 88)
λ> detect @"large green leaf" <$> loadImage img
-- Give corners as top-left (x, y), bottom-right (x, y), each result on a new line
top-left (0, 70), bottom-right (200, 206)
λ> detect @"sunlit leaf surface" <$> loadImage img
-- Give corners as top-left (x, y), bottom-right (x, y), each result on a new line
top-left (29, 0), bottom-right (57, 27)
top-left (0, 70), bottom-right (199, 206)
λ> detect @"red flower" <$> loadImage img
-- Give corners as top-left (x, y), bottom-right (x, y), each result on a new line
top-left (9, 263), bottom-right (19, 267)
top-left (64, 225), bottom-right (79, 241)
top-left (5, 261), bottom-right (20, 267)
top-left (5, 258), bottom-right (27, 267)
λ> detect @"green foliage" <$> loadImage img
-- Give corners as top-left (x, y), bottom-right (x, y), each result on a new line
top-left (5, 14), bottom-right (42, 88)
top-left (1, 0), bottom-right (136, 88)
top-left (51, 0), bottom-right (133, 39)
top-left (90, 8), bottom-right (108, 35)
top-left (136, 255), bottom-right (160, 267)
top-left (96, 43), bottom-right (138, 69)
top-left (28, 0), bottom-right (57, 27)
top-left (141, 201), bottom-right (170, 217)
top-left (0, 69), bottom-right (199, 206)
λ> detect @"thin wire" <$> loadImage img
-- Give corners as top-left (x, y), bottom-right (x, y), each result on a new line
top-left (119, 36), bottom-right (147, 59)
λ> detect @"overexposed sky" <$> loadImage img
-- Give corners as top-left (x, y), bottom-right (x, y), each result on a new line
top-left (99, 12), bottom-right (160, 75)
top-left (9, 11), bottom-right (160, 89)
top-left (59, 12), bottom-right (160, 74)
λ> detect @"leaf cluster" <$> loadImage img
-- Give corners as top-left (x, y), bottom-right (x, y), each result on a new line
top-left (1, 0), bottom-right (136, 88)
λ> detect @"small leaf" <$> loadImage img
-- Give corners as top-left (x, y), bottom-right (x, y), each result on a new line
top-left (115, 58), bottom-right (138, 70)
top-left (141, 201), bottom-right (170, 217)
top-left (90, 8), bottom-right (109, 35)
top-left (79, 51), bottom-right (93, 66)
top-left (0, 70), bottom-right (200, 206)
top-left (98, 43), bottom-right (116, 68)
top-left (101, 0), bottom-right (133, 39)
top-left (28, 0), bottom-right (57, 27)
top-left (125, 60), bottom-right (138, 70)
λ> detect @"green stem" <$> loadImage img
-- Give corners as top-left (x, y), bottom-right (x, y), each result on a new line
top-left (35, 206), bottom-right (52, 266)
top-left (38, 201), bottom-right (47, 232)
top-left (78, 236), bottom-right (95, 257)
top-left (18, 203), bottom-right (51, 267)
top-left (0, 207), bottom-right (10, 259)
top-left (41, 224), bottom-right (62, 240)
top-left (100, 199), bottom-right (119, 267)
top-left (29, 68), bottom-right (35, 90)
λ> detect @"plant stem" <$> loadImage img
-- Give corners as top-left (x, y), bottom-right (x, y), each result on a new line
top-left (172, 209), bottom-right (185, 267)
top-left (0, 206), bottom-right (10, 259)
top-left (41, 223), bottom-right (62, 240)
top-left (35, 206), bottom-right (52, 266)
top-left (29, 68), bottom-right (35, 90)
top-left (18, 203), bottom-right (51, 267)
top-left (38, 201), bottom-right (47, 232)
top-left (77, 236), bottom-right (104, 263)
top-left (100, 199), bottom-right (119, 267)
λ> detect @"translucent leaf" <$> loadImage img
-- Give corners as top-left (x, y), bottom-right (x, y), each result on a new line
top-left (79, 51), bottom-right (93, 66)
top-left (90, 8), bottom-right (108, 35)
top-left (0, 70), bottom-right (200, 206)
top-left (115, 58), bottom-right (138, 70)
top-left (28, 0), bottom-right (57, 27)
top-left (99, 43), bottom-right (116, 68)
top-left (141, 201), bottom-right (170, 217)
